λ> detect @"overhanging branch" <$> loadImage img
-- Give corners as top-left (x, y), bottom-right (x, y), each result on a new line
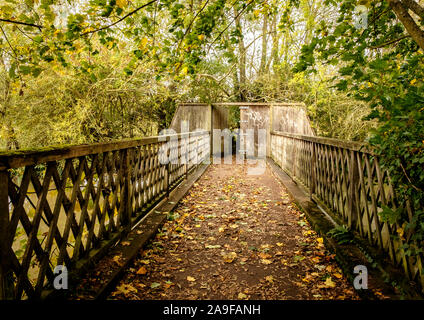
top-left (82, 0), bottom-right (158, 35)
top-left (0, 18), bottom-right (42, 30)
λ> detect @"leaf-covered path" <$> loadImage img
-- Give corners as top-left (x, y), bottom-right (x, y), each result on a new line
top-left (109, 161), bottom-right (359, 300)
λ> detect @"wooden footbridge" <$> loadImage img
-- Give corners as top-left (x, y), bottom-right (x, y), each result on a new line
top-left (0, 103), bottom-right (422, 299)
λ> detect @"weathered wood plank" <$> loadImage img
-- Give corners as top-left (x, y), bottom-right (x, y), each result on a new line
top-left (0, 131), bottom-right (208, 169)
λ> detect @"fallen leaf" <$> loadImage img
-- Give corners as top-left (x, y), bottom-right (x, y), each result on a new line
top-left (258, 252), bottom-right (271, 259)
top-left (187, 276), bottom-right (196, 282)
top-left (261, 259), bottom-right (272, 265)
top-left (150, 282), bottom-right (161, 289)
top-left (112, 255), bottom-right (123, 266)
top-left (265, 275), bottom-right (274, 283)
top-left (205, 244), bottom-right (221, 249)
top-left (318, 277), bottom-right (336, 289)
top-left (222, 252), bottom-right (237, 263)
top-left (136, 266), bottom-right (147, 275)
top-left (238, 293), bottom-right (247, 299)
top-left (114, 284), bottom-right (137, 296)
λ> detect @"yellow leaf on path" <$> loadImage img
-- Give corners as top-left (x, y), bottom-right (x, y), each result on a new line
top-left (238, 292), bottom-right (247, 299)
top-left (164, 282), bottom-right (173, 289)
top-left (311, 257), bottom-right (321, 263)
top-left (302, 274), bottom-right (313, 283)
top-left (115, 284), bottom-right (137, 296)
top-left (223, 252), bottom-right (237, 263)
top-left (317, 238), bottom-right (324, 244)
top-left (187, 276), bottom-right (196, 282)
top-left (113, 255), bottom-right (123, 266)
top-left (258, 252), bottom-right (271, 259)
top-left (265, 275), bottom-right (274, 283)
top-left (261, 259), bottom-right (272, 265)
top-left (334, 272), bottom-right (343, 279)
top-left (322, 277), bottom-right (336, 288)
top-left (276, 242), bottom-right (284, 247)
top-left (136, 267), bottom-right (147, 275)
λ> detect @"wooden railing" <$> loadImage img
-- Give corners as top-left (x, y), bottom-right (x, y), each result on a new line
top-left (270, 130), bottom-right (424, 288)
top-left (0, 131), bottom-right (210, 299)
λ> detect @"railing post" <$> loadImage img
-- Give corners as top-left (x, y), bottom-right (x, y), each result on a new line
top-left (292, 139), bottom-right (297, 179)
top-left (348, 150), bottom-right (359, 229)
top-left (210, 104), bottom-right (213, 159)
top-left (185, 136), bottom-right (188, 180)
top-left (166, 147), bottom-right (170, 198)
top-left (267, 104), bottom-right (273, 158)
top-left (0, 169), bottom-right (13, 299)
top-left (196, 135), bottom-right (200, 169)
top-left (121, 149), bottom-right (132, 230)
top-left (310, 143), bottom-right (317, 200)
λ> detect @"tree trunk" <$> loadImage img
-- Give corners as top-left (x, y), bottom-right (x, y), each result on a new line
top-left (234, 7), bottom-right (247, 101)
top-left (270, 12), bottom-right (280, 74)
top-left (259, 12), bottom-right (269, 75)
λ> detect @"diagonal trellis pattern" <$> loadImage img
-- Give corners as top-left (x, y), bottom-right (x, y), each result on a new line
top-left (270, 130), bottom-right (424, 290)
top-left (0, 131), bottom-right (209, 299)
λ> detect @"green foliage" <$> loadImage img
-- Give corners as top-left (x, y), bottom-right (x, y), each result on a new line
top-left (327, 225), bottom-right (354, 245)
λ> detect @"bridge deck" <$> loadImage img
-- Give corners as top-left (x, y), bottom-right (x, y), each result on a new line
top-left (83, 160), bottom-right (359, 300)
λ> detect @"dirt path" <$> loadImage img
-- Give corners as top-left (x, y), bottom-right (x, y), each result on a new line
top-left (109, 161), bottom-right (359, 300)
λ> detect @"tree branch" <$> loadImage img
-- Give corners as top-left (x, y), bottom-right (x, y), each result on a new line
top-left (195, 74), bottom-right (231, 96)
top-left (0, 18), bottom-right (42, 30)
top-left (208, 0), bottom-right (257, 50)
top-left (176, 0), bottom-right (211, 52)
top-left (0, 26), bottom-right (17, 58)
top-left (388, 0), bottom-right (424, 50)
top-left (82, 0), bottom-right (158, 35)
top-left (368, 34), bottom-right (411, 49)
top-left (401, 0), bottom-right (424, 18)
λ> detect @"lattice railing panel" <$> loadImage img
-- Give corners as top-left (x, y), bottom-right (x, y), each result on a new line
top-left (270, 131), bottom-right (424, 289)
top-left (0, 131), bottom-right (210, 299)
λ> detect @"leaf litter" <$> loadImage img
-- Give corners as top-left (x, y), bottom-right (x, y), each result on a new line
top-left (82, 161), bottom-right (363, 300)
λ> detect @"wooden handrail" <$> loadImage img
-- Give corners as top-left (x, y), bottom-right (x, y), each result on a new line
top-left (0, 131), bottom-right (209, 169)
top-left (271, 130), bottom-right (368, 152)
